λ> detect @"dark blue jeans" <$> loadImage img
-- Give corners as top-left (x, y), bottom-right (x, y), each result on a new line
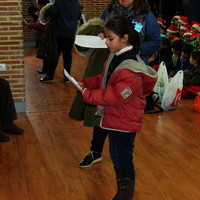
top-left (108, 130), bottom-right (136, 180)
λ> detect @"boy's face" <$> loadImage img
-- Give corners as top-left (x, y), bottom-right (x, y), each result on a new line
top-left (184, 35), bottom-right (193, 42)
top-left (191, 27), bottom-right (199, 33)
top-left (166, 32), bottom-right (173, 38)
top-left (181, 52), bottom-right (188, 58)
top-left (173, 19), bottom-right (179, 26)
top-left (171, 48), bottom-right (180, 54)
top-left (189, 56), bottom-right (198, 66)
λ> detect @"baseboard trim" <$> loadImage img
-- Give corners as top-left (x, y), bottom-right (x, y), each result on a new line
top-left (14, 101), bottom-right (26, 113)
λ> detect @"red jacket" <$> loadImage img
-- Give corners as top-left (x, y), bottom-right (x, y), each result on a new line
top-left (82, 54), bottom-right (157, 132)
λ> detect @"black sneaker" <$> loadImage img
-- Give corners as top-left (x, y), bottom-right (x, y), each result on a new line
top-left (79, 151), bottom-right (102, 168)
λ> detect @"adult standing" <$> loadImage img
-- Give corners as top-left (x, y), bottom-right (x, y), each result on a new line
top-left (69, 0), bottom-right (161, 168)
top-left (40, 0), bottom-right (81, 82)
top-left (0, 78), bottom-right (24, 142)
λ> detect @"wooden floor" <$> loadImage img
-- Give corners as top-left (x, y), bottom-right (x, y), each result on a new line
top-left (0, 48), bottom-right (200, 200)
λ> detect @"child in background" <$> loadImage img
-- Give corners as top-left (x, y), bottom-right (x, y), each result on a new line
top-left (191, 22), bottom-right (200, 37)
top-left (180, 44), bottom-right (193, 72)
top-left (179, 24), bottom-right (191, 39)
top-left (182, 29), bottom-right (195, 47)
top-left (76, 16), bottom-right (157, 200)
top-left (182, 51), bottom-right (200, 98)
top-left (171, 15), bottom-right (180, 27)
top-left (168, 39), bottom-right (184, 77)
top-left (166, 25), bottom-right (180, 43)
top-left (24, 0), bottom-right (49, 48)
top-left (177, 16), bottom-right (188, 28)
top-left (149, 37), bottom-right (172, 70)
top-left (157, 18), bottom-right (167, 38)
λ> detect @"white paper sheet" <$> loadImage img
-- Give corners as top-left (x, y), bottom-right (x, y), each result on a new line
top-left (75, 35), bottom-right (107, 48)
top-left (64, 69), bottom-right (83, 91)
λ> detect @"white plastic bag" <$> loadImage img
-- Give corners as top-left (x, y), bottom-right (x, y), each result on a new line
top-left (153, 61), bottom-right (169, 102)
top-left (161, 70), bottom-right (183, 110)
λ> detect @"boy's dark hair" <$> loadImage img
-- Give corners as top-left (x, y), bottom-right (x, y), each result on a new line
top-left (182, 44), bottom-right (193, 55)
top-left (161, 37), bottom-right (171, 48)
top-left (191, 51), bottom-right (200, 65)
top-left (104, 15), bottom-right (141, 53)
top-left (107, 0), bottom-right (150, 15)
top-left (171, 39), bottom-right (184, 52)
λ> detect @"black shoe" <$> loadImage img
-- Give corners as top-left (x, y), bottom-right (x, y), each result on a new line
top-left (37, 67), bottom-right (47, 74)
top-left (79, 151), bottom-right (102, 168)
top-left (40, 75), bottom-right (54, 82)
top-left (0, 132), bottom-right (10, 142)
top-left (112, 178), bottom-right (134, 200)
top-left (1, 122), bottom-right (24, 135)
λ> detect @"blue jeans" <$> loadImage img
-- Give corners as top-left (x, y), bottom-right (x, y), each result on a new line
top-left (108, 129), bottom-right (136, 180)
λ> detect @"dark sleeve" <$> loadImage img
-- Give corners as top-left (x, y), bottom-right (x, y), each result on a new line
top-left (100, 9), bottom-right (108, 20)
top-left (140, 12), bottom-right (161, 57)
top-left (183, 68), bottom-right (200, 86)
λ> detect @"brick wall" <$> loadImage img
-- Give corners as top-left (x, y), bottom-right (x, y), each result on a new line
top-left (80, 0), bottom-right (110, 20)
top-left (0, 0), bottom-right (25, 107)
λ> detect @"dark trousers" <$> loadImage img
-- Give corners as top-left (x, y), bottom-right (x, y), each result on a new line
top-left (108, 130), bottom-right (136, 180)
top-left (90, 126), bottom-right (136, 179)
top-left (0, 78), bottom-right (17, 124)
top-left (90, 126), bottom-right (108, 153)
top-left (47, 37), bottom-right (74, 77)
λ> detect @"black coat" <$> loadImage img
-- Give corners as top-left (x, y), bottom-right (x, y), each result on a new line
top-left (36, 18), bottom-right (58, 66)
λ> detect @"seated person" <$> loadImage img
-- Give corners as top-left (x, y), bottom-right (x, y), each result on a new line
top-left (149, 37), bottom-right (172, 70)
top-left (167, 39), bottom-right (184, 77)
top-left (182, 51), bottom-right (200, 98)
top-left (0, 78), bottom-right (24, 142)
top-left (191, 22), bottom-right (200, 38)
top-left (166, 25), bottom-right (180, 43)
top-left (182, 30), bottom-right (195, 47)
top-left (180, 43), bottom-right (193, 72)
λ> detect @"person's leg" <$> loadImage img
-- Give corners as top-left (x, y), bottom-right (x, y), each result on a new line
top-left (90, 126), bottom-right (107, 153)
top-left (60, 37), bottom-right (74, 81)
top-left (0, 78), bottom-right (17, 123)
top-left (40, 37), bottom-right (61, 81)
top-left (79, 126), bottom-right (108, 168)
top-left (0, 78), bottom-right (24, 135)
top-left (37, 59), bottom-right (48, 74)
top-left (108, 130), bottom-right (136, 200)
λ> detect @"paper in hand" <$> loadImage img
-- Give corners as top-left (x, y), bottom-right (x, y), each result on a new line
top-left (75, 35), bottom-right (107, 48)
top-left (64, 69), bottom-right (83, 91)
